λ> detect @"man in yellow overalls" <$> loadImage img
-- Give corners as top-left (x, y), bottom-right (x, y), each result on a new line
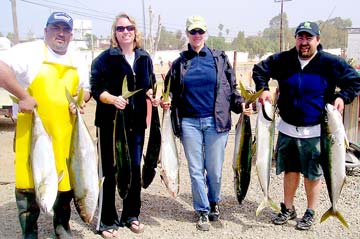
top-left (0, 12), bottom-right (90, 239)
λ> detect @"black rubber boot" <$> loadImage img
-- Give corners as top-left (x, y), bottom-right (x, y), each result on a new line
top-left (53, 191), bottom-right (73, 239)
top-left (15, 189), bottom-right (40, 239)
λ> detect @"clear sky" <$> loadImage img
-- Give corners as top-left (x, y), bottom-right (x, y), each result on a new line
top-left (1, 0), bottom-right (359, 39)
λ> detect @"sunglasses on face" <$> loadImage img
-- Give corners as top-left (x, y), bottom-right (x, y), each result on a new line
top-left (188, 29), bottom-right (205, 35)
top-left (116, 25), bottom-right (135, 32)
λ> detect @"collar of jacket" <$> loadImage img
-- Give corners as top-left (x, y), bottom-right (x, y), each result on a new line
top-left (181, 43), bottom-right (209, 59)
top-left (109, 46), bottom-right (148, 58)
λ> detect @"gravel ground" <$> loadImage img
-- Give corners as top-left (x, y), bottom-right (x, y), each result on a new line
top-left (0, 99), bottom-right (359, 239)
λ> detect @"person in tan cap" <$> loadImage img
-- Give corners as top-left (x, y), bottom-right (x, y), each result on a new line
top-left (160, 15), bottom-right (252, 231)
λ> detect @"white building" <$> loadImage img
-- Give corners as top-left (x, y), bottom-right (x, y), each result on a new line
top-left (0, 37), bottom-right (11, 50)
top-left (347, 28), bottom-right (360, 64)
top-left (73, 19), bottom-right (92, 41)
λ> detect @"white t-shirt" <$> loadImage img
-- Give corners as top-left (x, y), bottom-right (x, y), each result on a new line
top-left (277, 118), bottom-right (320, 138)
top-left (0, 40), bottom-right (90, 91)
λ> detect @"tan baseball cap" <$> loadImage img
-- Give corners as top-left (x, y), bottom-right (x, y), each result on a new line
top-left (186, 15), bottom-right (207, 32)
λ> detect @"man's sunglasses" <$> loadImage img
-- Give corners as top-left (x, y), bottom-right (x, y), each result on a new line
top-left (189, 29), bottom-right (205, 35)
top-left (116, 25), bottom-right (135, 32)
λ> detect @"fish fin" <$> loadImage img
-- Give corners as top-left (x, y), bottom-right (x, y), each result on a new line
top-left (238, 82), bottom-right (264, 105)
top-left (65, 88), bottom-right (85, 110)
top-left (65, 88), bottom-right (76, 105)
top-left (76, 88), bottom-right (84, 106)
top-left (121, 76), bottom-right (143, 99)
top-left (162, 75), bottom-right (171, 102)
top-left (247, 88), bottom-right (264, 104)
top-left (320, 207), bottom-right (349, 228)
top-left (344, 134), bottom-right (350, 149)
top-left (251, 140), bottom-right (257, 157)
top-left (9, 95), bottom-right (19, 103)
top-left (58, 170), bottom-right (65, 183)
top-left (99, 177), bottom-right (105, 190)
top-left (239, 81), bottom-right (251, 100)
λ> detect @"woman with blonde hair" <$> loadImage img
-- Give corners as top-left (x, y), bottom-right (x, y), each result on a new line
top-left (91, 13), bottom-right (157, 237)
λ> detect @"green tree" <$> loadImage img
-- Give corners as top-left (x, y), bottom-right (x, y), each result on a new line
top-left (218, 24), bottom-right (224, 37)
top-left (231, 31), bottom-right (246, 51)
top-left (6, 32), bottom-right (15, 44)
top-left (263, 12), bottom-right (291, 51)
top-left (225, 29), bottom-right (230, 36)
top-left (158, 27), bottom-right (186, 50)
top-left (245, 36), bottom-right (273, 59)
top-left (318, 17), bottom-right (352, 50)
top-left (207, 36), bottom-right (229, 50)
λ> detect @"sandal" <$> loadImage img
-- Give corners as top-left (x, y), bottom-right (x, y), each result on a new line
top-left (101, 228), bottom-right (118, 238)
top-left (128, 220), bottom-right (144, 233)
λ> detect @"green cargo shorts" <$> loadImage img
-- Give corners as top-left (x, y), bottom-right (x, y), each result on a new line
top-left (275, 132), bottom-right (323, 181)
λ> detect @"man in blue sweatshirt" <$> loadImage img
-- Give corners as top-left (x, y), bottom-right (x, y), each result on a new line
top-left (253, 21), bottom-right (360, 230)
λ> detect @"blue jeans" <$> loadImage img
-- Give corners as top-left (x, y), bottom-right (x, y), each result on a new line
top-left (181, 116), bottom-right (229, 213)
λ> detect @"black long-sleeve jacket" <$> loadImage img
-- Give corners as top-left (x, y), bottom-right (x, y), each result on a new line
top-left (90, 46), bottom-right (155, 129)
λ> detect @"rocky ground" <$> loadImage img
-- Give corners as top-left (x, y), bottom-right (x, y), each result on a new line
top-left (0, 99), bottom-right (359, 239)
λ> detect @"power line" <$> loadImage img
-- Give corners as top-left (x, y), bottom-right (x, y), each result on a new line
top-left (20, 0), bottom-right (114, 22)
top-left (15, 0), bottom-right (254, 39)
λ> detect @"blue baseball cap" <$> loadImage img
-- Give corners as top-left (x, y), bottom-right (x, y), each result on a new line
top-left (46, 12), bottom-right (73, 30)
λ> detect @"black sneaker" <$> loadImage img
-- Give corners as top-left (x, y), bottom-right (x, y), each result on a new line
top-left (296, 209), bottom-right (315, 230)
top-left (272, 203), bottom-right (297, 225)
top-left (196, 213), bottom-right (210, 231)
top-left (209, 203), bottom-right (220, 221)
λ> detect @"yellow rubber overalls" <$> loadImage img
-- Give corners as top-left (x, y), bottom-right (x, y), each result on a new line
top-left (15, 46), bottom-right (79, 192)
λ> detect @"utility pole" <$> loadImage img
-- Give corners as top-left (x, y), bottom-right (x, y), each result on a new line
top-left (148, 5), bottom-right (153, 54)
top-left (142, 0), bottom-right (146, 49)
top-left (10, 0), bottom-right (19, 44)
top-left (274, 0), bottom-right (292, 51)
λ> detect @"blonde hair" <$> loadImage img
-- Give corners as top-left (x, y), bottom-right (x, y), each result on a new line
top-left (110, 13), bottom-right (142, 49)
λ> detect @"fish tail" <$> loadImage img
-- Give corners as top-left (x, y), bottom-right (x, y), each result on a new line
top-left (320, 208), bottom-right (349, 228)
top-left (256, 197), bottom-right (280, 216)
top-left (255, 198), bottom-right (267, 216)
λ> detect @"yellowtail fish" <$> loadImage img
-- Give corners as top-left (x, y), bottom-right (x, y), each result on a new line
top-left (255, 101), bottom-right (280, 216)
top-left (31, 109), bottom-right (59, 214)
top-left (320, 103), bottom-right (349, 228)
top-left (114, 76), bottom-right (142, 199)
top-left (232, 83), bottom-right (262, 204)
top-left (158, 76), bottom-right (179, 197)
top-left (67, 89), bottom-right (103, 224)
